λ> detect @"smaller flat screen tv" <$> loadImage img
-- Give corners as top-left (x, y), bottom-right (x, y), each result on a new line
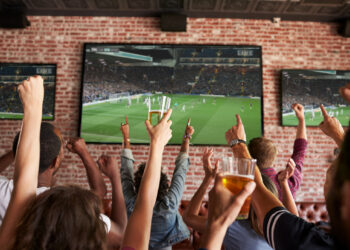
top-left (0, 63), bottom-right (56, 120)
top-left (281, 69), bottom-right (350, 126)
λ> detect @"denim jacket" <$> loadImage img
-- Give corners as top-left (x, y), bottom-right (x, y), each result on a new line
top-left (121, 149), bottom-right (190, 249)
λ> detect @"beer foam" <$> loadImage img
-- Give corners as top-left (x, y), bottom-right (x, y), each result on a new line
top-left (223, 173), bottom-right (254, 180)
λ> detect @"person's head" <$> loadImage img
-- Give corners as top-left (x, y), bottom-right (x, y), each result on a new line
top-left (134, 163), bottom-right (169, 202)
top-left (12, 185), bottom-right (107, 250)
top-left (326, 129), bottom-right (350, 249)
top-left (248, 137), bottom-right (277, 170)
top-left (249, 174), bottom-right (278, 236)
top-left (12, 122), bottom-right (63, 186)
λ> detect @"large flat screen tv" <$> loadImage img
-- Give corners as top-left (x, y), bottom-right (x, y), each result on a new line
top-left (0, 63), bottom-right (56, 120)
top-left (79, 44), bottom-right (263, 145)
top-left (281, 69), bottom-right (350, 126)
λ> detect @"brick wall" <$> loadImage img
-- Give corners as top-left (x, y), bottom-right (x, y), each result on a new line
top-left (1, 16), bottom-right (349, 202)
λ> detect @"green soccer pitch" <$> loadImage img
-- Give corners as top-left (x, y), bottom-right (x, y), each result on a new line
top-left (80, 94), bottom-right (262, 145)
top-left (282, 106), bottom-right (350, 126)
top-left (0, 112), bottom-right (53, 120)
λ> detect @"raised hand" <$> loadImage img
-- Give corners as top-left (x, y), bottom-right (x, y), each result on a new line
top-left (292, 103), bottom-right (305, 121)
top-left (278, 158), bottom-right (295, 184)
top-left (120, 116), bottom-right (129, 137)
top-left (97, 155), bottom-right (119, 179)
top-left (225, 114), bottom-right (246, 145)
top-left (145, 109), bottom-right (173, 147)
top-left (184, 118), bottom-right (195, 138)
top-left (18, 75), bottom-right (44, 111)
top-left (202, 148), bottom-right (217, 179)
top-left (66, 137), bottom-right (88, 156)
top-left (339, 83), bottom-right (350, 105)
top-left (319, 104), bottom-right (344, 147)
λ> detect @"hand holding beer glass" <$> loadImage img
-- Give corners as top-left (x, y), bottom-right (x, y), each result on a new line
top-left (221, 157), bottom-right (256, 220)
top-left (148, 96), bottom-right (171, 125)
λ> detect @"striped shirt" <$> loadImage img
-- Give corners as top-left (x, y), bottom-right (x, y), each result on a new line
top-left (263, 207), bottom-right (333, 250)
top-left (261, 138), bottom-right (307, 201)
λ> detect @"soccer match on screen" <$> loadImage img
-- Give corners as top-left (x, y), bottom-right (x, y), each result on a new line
top-left (80, 44), bottom-right (263, 145)
top-left (0, 64), bottom-right (56, 120)
top-left (282, 70), bottom-right (350, 127)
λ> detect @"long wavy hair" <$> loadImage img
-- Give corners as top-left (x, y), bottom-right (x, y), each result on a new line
top-left (12, 185), bottom-right (107, 250)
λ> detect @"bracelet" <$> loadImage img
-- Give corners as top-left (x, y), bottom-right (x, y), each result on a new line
top-left (183, 134), bottom-right (192, 140)
top-left (229, 139), bottom-right (246, 147)
top-left (125, 138), bottom-right (130, 142)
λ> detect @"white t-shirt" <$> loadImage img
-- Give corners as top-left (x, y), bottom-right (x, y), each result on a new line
top-left (0, 176), bottom-right (111, 233)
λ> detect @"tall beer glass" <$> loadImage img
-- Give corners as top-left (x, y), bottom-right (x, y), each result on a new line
top-left (147, 96), bottom-right (171, 125)
top-left (221, 157), bottom-right (256, 220)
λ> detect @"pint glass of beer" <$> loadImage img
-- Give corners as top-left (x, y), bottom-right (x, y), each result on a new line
top-left (148, 96), bottom-right (171, 125)
top-left (221, 157), bottom-right (256, 220)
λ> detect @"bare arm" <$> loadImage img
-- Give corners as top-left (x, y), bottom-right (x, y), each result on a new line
top-left (121, 116), bottom-right (131, 149)
top-left (278, 160), bottom-right (299, 216)
top-left (226, 114), bottom-right (283, 233)
top-left (0, 151), bottom-right (14, 173)
top-left (98, 155), bottom-right (127, 248)
top-left (0, 76), bottom-right (43, 249)
top-left (180, 118), bottom-right (194, 153)
top-left (66, 138), bottom-right (107, 199)
top-left (122, 110), bottom-right (173, 250)
top-left (292, 103), bottom-right (307, 140)
top-left (183, 148), bottom-right (217, 233)
top-left (319, 104), bottom-right (344, 148)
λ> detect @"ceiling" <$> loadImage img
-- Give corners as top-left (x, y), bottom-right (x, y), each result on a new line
top-left (1, 0), bottom-right (349, 22)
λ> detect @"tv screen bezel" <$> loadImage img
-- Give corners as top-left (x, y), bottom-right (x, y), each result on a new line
top-left (78, 43), bottom-right (264, 145)
top-left (280, 68), bottom-right (350, 127)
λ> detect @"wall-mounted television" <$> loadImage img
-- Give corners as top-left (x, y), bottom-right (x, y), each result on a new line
top-left (281, 69), bottom-right (350, 126)
top-left (79, 44), bottom-right (263, 145)
top-left (0, 63), bottom-right (56, 120)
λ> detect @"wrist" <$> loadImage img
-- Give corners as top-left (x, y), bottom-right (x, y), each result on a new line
top-left (204, 174), bottom-right (214, 182)
top-left (229, 139), bottom-right (246, 148)
top-left (183, 134), bottom-right (192, 140)
top-left (150, 140), bottom-right (165, 152)
top-left (109, 172), bottom-right (121, 181)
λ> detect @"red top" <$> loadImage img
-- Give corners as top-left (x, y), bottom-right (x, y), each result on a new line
top-left (261, 138), bottom-right (308, 201)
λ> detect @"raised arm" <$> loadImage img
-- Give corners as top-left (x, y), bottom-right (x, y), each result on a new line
top-left (98, 155), bottom-right (127, 249)
top-left (121, 116), bottom-right (131, 149)
top-left (292, 103), bottom-right (307, 140)
top-left (122, 109), bottom-right (173, 250)
top-left (183, 148), bottom-right (217, 233)
top-left (284, 105), bottom-right (308, 196)
top-left (164, 119), bottom-right (194, 208)
top-left (0, 76), bottom-right (43, 249)
top-left (180, 118), bottom-right (193, 153)
top-left (66, 137), bottom-right (107, 199)
top-left (226, 114), bottom-right (283, 233)
top-left (278, 159), bottom-right (299, 216)
top-left (319, 104), bottom-right (344, 148)
top-left (120, 116), bottom-right (136, 202)
top-left (0, 151), bottom-right (14, 173)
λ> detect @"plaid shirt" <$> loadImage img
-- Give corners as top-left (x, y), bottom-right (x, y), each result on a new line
top-left (261, 138), bottom-right (308, 201)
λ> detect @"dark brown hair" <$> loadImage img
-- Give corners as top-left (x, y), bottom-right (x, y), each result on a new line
top-left (134, 163), bottom-right (169, 202)
top-left (326, 128), bottom-right (350, 250)
top-left (12, 185), bottom-right (107, 250)
top-left (248, 137), bottom-right (277, 169)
